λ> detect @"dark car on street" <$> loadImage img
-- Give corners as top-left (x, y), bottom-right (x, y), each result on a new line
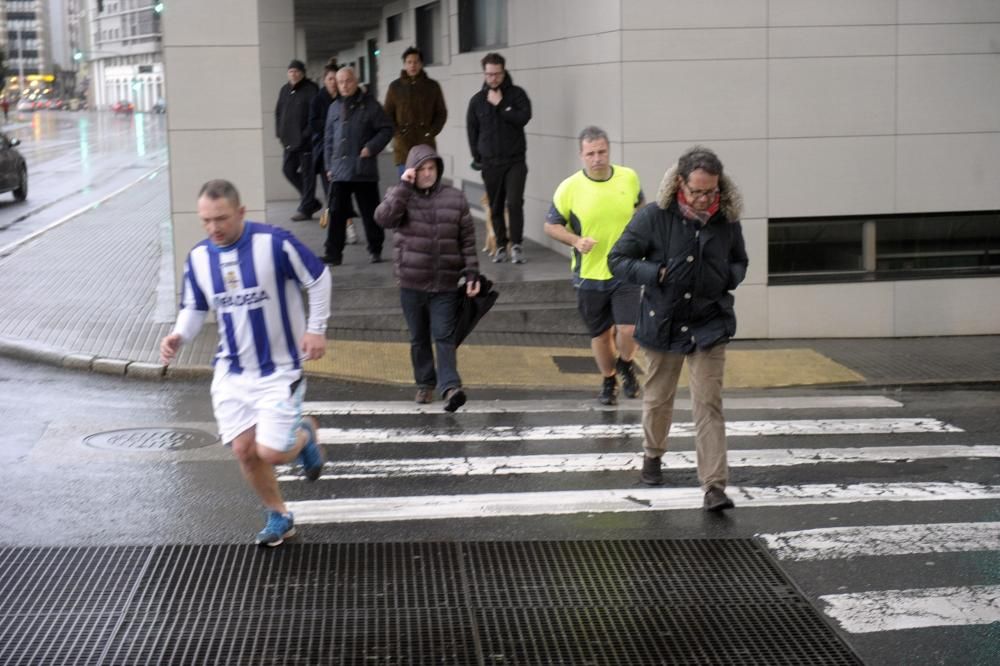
top-left (0, 133), bottom-right (28, 202)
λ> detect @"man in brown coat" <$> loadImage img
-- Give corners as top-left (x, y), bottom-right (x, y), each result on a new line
top-left (375, 145), bottom-right (480, 412)
top-left (383, 47), bottom-right (448, 178)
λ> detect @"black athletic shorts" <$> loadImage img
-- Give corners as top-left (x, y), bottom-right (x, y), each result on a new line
top-left (576, 282), bottom-right (641, 338)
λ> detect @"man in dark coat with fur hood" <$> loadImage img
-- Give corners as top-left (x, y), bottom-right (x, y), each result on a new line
top-left (609, 146), bottom-right (748, 512)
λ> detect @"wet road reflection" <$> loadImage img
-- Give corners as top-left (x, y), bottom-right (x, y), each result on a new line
top-left (0, 110), bottom-right (167, 246)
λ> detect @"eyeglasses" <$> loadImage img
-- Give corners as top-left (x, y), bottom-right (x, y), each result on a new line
top-left (682, 182), bottom-right (720, 200)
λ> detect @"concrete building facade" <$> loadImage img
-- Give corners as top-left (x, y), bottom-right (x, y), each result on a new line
top-left (3, 0), bottom-right (50, 93)
top-left (163, 0), bottom-right (1000, 339)
top-left (85, 0), bottom-right (164, 111)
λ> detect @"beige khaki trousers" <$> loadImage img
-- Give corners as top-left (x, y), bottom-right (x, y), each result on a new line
top-left (640, 344), bottom-right (728, 491)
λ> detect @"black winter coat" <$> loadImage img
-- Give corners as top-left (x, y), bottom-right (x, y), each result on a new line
top-left (465, 73), bottom-right (532, 168)
top-left (324, 90), bottom-right (393, 183)
top-left (275, 78), bottom-right (318, 151)
top-left (609, 166), bottom-right (748, 353)
top-left (308, 88), bottom-right (336, 162)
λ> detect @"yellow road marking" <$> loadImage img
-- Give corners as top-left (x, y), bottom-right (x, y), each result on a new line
top-left (304, 341), bottom-right (863, 389)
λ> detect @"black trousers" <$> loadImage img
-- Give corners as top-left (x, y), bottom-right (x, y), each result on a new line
top-left (325, 181), bottom-right (383, 259)
top-left (282, 147), bottom-right (322, 215)
top-left (481, 161), bottom-right (527, 247)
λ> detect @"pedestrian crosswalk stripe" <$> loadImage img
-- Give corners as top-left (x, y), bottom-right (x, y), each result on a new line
top-left (760, 522), bottom-right (1000, 561)
top-left (314, 418), bottom-right (962, 445)
top-left (820, 585), bottom-right (1000, 633)
top-left (284, 482), bottom-right (1000, 524)
top-left (302, 395), bottom-right (903, 415)
top-left (277, 445), bottom-right (1000, 481)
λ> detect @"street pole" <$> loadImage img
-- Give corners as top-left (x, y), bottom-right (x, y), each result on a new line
top-left (16, 29), bottom-right (26, 98)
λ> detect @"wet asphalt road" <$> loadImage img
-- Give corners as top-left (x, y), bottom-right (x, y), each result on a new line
top-left (0, 356), bottom-right (997, 664)
top-left (0, 110), bottom-right (167, 250)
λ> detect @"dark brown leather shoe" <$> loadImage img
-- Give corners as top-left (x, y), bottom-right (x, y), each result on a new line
top-left (415, 387), bottom-right (433, 404)
top-left (443, 387), bottom-right (467, 412)
top-left (640, 455), bottom-right (664, 486)
top-left (704, 486), bottom-right (735, 512)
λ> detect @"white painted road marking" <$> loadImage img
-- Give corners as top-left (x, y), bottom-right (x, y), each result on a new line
top-left (316, 418), bottom-right (962, 445)
top-left (285, 482), bottom-right (1000, 524)
top-left (760, 522), bottom-right (1000, 561)
top-left (303, 395), bottom-right (903, 415)
top-left (277, 445), bottom-right (1000, 481)
top-left (821, 585), bottom-right (1000, 633)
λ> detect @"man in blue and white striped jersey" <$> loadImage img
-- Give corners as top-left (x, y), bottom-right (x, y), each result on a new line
top-left (159, 179), bottom-right (332, 546)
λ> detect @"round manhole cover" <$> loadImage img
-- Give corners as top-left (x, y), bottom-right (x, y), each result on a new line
top-left (84, 428), bottom-right (218, 451)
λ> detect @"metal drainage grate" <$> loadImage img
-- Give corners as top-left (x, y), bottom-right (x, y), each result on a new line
top-left (83, 428), bottom-right (218, 451)
top-left (0, 540), bottom-right (861, 665)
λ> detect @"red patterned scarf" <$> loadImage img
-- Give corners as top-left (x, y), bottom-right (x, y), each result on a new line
top-left (677, 188), bottom-right (720, 224)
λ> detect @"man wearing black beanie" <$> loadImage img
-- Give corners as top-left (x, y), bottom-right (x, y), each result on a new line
top-left (276, 59), bottom-right (322, 221)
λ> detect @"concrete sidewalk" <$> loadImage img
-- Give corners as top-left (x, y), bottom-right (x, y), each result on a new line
top-left (1, 172), bottom-right (998, 389)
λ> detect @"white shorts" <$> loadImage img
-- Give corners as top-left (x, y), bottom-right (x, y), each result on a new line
top-left (211, 368), bottom-right (305, 452)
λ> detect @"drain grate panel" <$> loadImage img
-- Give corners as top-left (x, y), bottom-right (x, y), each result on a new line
top-left (463, 539), bottom-right (798, 607)
top-left (105, 609), bottom-right (477, 665)
top-left (0, 546), bottom-right (150, 666)
top-left (121, 543), bottom-right (464, 614)
top-left (477, 604), bottom-right (858, 666)
top-left (0, 540), bottom-right (861, 665)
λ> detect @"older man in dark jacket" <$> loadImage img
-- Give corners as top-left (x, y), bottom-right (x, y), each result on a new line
top-left (609, 146), bottom-right (748, 512)
top-left (466, 52), bottom-right (532, 264)
top-left (276, 59), bottom-right (321, 221)
top-left (375, 145), bottom-right (480, 412)
top-left (323, 66), bottom-right (393, 265)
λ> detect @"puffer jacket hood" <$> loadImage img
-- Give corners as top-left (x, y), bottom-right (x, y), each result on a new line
top-left (656, 163), bottom-right (744, 222)
top-left (404, 144), bottom-right (444, 191)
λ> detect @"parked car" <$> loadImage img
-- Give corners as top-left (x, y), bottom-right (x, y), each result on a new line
top-left (112, 100), bottom-right (135, 114)
top-left (0, 133), bottom-right (28, 202)
top-left (15, 99), bottom-right (34, 112)
top-left (152, 98), bottom-right (166, 114)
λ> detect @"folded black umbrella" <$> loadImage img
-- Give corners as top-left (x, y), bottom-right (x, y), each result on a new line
top-left (453, 274), bottom-right (499, 346)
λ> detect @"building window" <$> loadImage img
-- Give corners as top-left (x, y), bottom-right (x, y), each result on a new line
top-left (415, 2), bottom-right (441, 65)
top-left (768, 211), bottom-right (1000, 284)
top-left (386, 13), bottom-right (402, 43)
top-left (458, 0), bottom-right (507, 53)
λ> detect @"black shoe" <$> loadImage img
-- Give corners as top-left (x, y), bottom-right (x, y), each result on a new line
top-left (598, 375), bottom-right (617, 406)
top-left (321, 255), bottom-right (342, 266)
top-left (617, 357), bottom-right (640, 399)
top-left (290, 212), bottom-right (311, 221)
top-left (704, 486), bottom-right (735, 512)
top-left (369, 252), bottom-right (383, 264)
top-left (640, 455), bottom-right (664, 486)
top-left (443, 387), bottom-right (467, 412)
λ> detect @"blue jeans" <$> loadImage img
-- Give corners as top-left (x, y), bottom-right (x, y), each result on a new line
top-left (400, 288), bottom-right (461, 395)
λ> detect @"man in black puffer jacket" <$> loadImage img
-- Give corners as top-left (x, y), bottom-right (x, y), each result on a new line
top-left (275, 59), bottom-right (321, 221)
top-left (466, 52), bottom-right (532, 265)
top-left (375, 145), bottom-right (480, 413)
top-left (609, 146), bottom-right (748, 512)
